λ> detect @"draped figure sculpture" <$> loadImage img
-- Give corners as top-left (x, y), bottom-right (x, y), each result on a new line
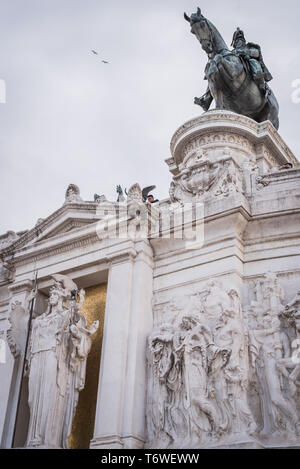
top-left (146, 281), bottom-right (259, 448)
top-left (146, 310), bottom-right (232, 448)
top-left (147, 275), bottom-right (300, 447)
top-left (213, 290), bottom-right (257, 437)
top-left (173, 316), bottom-right (231, 444)
top-left (146, 323), bottom-right (187, 448)
top-left (26, 275), bottom-right (99, 449)
top-left (280, 290), bottom-right (300, 397)
top-left (247, 273), bottom-right (300, 437)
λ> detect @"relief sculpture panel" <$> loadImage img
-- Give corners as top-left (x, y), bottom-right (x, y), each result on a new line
top-left (146, 280), bottom-right (256, 448)
top-left (147, 275), bottom-right (300, 448)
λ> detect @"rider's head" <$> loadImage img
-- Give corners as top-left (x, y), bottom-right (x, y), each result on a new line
top-left (231, 27), bottom-right (246, 48)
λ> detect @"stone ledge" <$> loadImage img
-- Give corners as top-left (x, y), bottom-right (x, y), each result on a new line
top-left (90, 434), bottom-right (144, 449)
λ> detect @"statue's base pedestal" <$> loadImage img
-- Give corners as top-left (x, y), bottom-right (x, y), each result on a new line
top-left (1, 112), bottom-right (300, 451)
top-left (146, 110), bottom-right (300, 451)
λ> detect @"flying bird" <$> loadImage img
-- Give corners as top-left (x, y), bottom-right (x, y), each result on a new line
top-left (91, 50), bottom-right (110, 63)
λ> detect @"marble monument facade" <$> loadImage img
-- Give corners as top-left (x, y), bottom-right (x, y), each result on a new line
top-left (0, 110), bottom-right (299, 449)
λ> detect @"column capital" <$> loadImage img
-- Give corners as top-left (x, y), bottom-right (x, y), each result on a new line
top-left (106, 248), bottom-right (137, 266)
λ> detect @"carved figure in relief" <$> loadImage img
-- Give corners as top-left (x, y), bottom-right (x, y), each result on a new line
top-left (25, 275), bottom-right (98, 448)
top-left (279, 291), bottom-right (300, 398)
top-left (148, 275), bottom-right (300, 447)
top-left (147, 281), bottom-right (258, 448)
top-left (169, 157), bottom-right (244, 204)
top-left (214, 291), bottom-right (257, 436)
top-left (196, 279), bottom-right (232, 329)
top-left (169, 179), bottom-right (192, 204)
top-left (247, 273), bottom-right (299, 437)
top-left (174, 316), bottom-right (231, 442)
top-left (214, 160), bottom-right (243, 197)
top-left (249, 314), bottom-right (298, 436)
top-left (146, 324), bottom-right (187, 447)
top-left (262, 271), bottom-right (285, 314)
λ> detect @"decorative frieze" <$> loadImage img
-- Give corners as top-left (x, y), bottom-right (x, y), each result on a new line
top-left (245, 273), bottom-right (300, 441)
top-left (169, 156), bottom-right (244, 203)
top-left (146, 279), bottom-right (256, 448)
top-left (147, 274), bottom-right (300, 448)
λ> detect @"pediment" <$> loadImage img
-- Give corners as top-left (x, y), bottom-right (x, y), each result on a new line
top-left (37, 217), bottom-right (94, 241)
top-left (0, 202), bottom-right (99, 255)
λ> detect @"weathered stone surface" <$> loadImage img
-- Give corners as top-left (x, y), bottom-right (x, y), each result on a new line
top-left (0, 111), bottom-right (299, 449)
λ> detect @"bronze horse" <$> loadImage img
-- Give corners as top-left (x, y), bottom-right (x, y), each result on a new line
top-left (184, 8), bottom-right (279, 129)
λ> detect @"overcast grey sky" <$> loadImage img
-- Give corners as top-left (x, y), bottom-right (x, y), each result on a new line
top-left (0, 0), bottom-right (299, 234)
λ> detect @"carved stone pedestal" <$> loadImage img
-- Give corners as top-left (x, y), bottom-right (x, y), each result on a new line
top-left (0, 111), bottom-right (299, 450)
top-left (147, 111), bottom-right (300, 450)
top-left (166, 110), bottom-right (298, 203)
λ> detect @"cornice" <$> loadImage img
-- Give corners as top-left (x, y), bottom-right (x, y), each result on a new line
top-left (106, 247), bottom-right (138, 266)
top-left (171, 111), bottom-right (257, 151)
top-left (170, 110), bottom-right (299, 169)
top-left (0, 298), bottom-right (10, 309)
top-left (12, 233), bottom-right (100, 267)
top-left (8, 279), bottom-right (33, 293)
top-left (37, 218), bottom-right (95, 242)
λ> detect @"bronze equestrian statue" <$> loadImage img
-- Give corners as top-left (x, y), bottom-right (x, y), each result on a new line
top-left (184, 8), bottom-right (279, 129)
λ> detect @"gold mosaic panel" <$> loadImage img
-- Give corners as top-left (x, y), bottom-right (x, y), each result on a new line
top-left (68, 283), bottom-right (107, 449)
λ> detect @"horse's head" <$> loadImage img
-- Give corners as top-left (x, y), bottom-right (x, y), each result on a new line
top-left (184, 8), bottom-right (228, 58)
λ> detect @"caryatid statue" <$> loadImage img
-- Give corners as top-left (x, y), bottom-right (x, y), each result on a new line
top-left (25, 275), bottom-right (99, 449)
top-left (184, 8), bottom-right (279, 129)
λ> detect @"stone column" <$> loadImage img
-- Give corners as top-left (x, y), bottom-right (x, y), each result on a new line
top-left (90, 240), bottom-right (154, 449)
top-left (0, 279), bottom-right (32, 449)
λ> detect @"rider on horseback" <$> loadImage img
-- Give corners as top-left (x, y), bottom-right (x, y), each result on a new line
top-left (231, 27), bottom-right (272, 93)
top-left (184, 9), bottom-right (279, 129)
